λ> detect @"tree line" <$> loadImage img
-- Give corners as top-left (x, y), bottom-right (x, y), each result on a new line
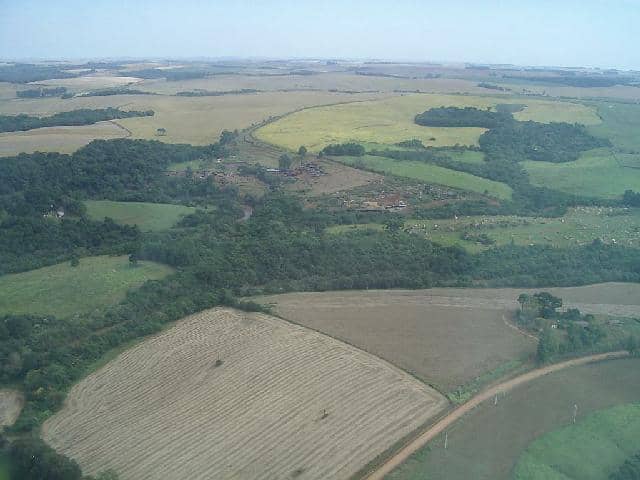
top-left (0, 108), bottom-right (154, 133)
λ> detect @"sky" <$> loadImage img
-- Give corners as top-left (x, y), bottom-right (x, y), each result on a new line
top-left (1, 0), bottom-right (639, 70)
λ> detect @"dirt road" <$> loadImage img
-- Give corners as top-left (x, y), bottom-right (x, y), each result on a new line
top-left (363, 350), bottom-right (630, 480)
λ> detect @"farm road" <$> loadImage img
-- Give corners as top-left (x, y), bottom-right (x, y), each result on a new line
top-left (364, 350), bottom-right (630, 480)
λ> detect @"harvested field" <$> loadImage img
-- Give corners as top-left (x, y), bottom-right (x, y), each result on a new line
top-left (0, 389), bottom-right (23, 428)
top-left (34, 75), bottom-right (143, 90)
top-left (256, 290), bottom-right (536, 391)
top-left (42, 308), bottom-right (447, 480)
top-left (0, 121), bottom-right (127, 156)
top-left (388, 357), bottom-right (640, 480)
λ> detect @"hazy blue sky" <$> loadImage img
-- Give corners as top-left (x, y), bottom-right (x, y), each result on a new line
top-left (1, 0), bottom-right (638, 69)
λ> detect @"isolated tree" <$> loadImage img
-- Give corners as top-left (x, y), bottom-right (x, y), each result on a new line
top-left (70, 255), bottom-right (80, 267)
top-left (517, 293), bottom-right (530, 311)
top-left (128, 253), bottom-right (139, 267)
top-left (384, 215), bottom-right (405, 233)
top-left (298, 145), bottom-right (307, 157)
top-left (278, 153), bottom-right (293, 171)
top-left (536, 326), bottom-right (557, 363)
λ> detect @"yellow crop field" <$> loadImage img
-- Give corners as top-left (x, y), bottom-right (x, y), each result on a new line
top-left (43, 308), bottom-right (446, 480)
top-left (255, 94), bottom-right (599, 152)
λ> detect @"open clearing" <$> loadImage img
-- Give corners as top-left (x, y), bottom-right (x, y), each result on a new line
top-left (514, 403), bottom-right (640, 480)
top-left (387, 357), bottom-right (640, 480)
top-left (42, 308), bottom-right (446, 480)
top-left (256, 290), bottom-right (535, 392)
top-left (336, 154), bottom-right (513, 199)
top-left (288, 159), bottom-right (383, 195)
top-left (0, 255), bottom-right (173, 318)
top-left (257, 284), bottom-right (640, 392)
top-left (327, 206), bottom-right (640, 252)
top-left (0, 121), bottom-right (127, 156)
top-left (254, 94), bottom-right (599, 153)
top-left (0, 389), bottom-right (23, 428)
top-left (0, 91), bottom-right (387, 149)
top-left (84, 200), bottom-right (196, 231)
top-left (524, 149), bottom-right (640, 199)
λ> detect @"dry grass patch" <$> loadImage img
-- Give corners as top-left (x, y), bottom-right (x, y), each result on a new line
top-left (42, 308), bottom-right (446, 480)
top-left (0, 121), bottom-right (127, 156)
top-left (288, 159), bottom-right (382, 195)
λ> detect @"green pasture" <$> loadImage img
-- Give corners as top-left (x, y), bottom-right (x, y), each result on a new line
top-left (514, 403), bottom-right (640, 480)
top-left (85, 200), bottom-right (196, 231)
top-left (0, 255), bottom-right (174, 318)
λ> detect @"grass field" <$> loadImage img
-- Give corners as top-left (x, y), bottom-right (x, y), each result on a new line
top-left (256, 290), bottom-right (536, 392)
top-left (524, 149), bottom-right (640, 199)
top-left (337, 154), bottom-right (513, 199)
top-left (513, 403), bottom-right (640, 480)
top-left (589, 101), bottom-right (640, 152)
top-left (0, 122), bottom-right (127, 156)
top-left (0, 255), bottom-right (173, 318)
top-left (0, 453), bottom-right (9, 480)
top-left (393, 206), bottom-right (639, 252)
top-left (254, 94), bottom-right (599, 153)
top-left (84, 200), bottom-right (196, 231)
top-left (387, 357), bottom-right (640, 480)
top-left (42, 308), bottom-right (446, 480)
top-left (0, 91), bottom-right (386, 152)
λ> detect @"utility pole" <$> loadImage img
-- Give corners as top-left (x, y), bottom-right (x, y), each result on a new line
top-left (494, 394), bottom-right (498, 406)
top-left (572, 403), bottom-right (578, 424)
top-left (444, 431), bottom-right (448, 449)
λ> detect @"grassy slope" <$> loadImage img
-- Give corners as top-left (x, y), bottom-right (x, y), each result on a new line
top-left (514, 403), bottom-right (640, 480)
top-left (0, 255), bottom-right (173, 318)
top-left (84, 200), bottom-right (196, 231)
top-left (329, 207), bottom-right (640, 252)
top-left (524, 149), bottom-right (640, 199)
top-left (0, 453), bottom-right (9, 480)
top-left (337, 154), bottom-right (513, 199)
top-left (387, 358), bottom-right (640, 480)
top-left (254, 94), bottom-right (599, 153)
top-left (525, 101), bottom-right (640, 199)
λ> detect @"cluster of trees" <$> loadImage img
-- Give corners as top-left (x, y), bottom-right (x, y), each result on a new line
top-left (76, 88), bottom-right (151, 97)
top-left (321, 142), bottom-right (365, 156)
top-left (479, 120), bottom-right (609, 163)
top-left (0, 63), bottom-right (81, 83)
top-left (415, 106), bottom-right (512, 128)
top-left (176, 88), bottom-right (259, 97)
top-left (395, 139), bottom-right (426, 148)
top-left (623, 190), bottom-right (640, 207)
top-left (516, 292), bottom-right (609, 362)
top-left (610, 453), bottom-right (640, 480)
top-left (16, 87), bottom-right (67, 98)
top-left (504, 74), bottom-right (636, 88)
top-left (0, 108), bottom-right (153, 133)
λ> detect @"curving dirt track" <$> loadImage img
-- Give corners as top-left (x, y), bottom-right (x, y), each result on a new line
top-left (363, 350), bottom-right (630, 480)
top-left (42, 308), bottom-right (447, 480)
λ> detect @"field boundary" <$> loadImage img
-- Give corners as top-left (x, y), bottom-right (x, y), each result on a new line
top-left (360, 350), bottom-right (630, 480)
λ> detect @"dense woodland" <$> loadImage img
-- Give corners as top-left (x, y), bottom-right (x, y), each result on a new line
top-left (415, 106), bottom-right (511, 128)
top-left (610, 453), bottom-right (640, 480)
top-left (0, 108), bottom-right (153, 133)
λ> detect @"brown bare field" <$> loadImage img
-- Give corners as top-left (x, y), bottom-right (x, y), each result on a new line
top-left (0, 389), bottom-right (23, 428)
top-left (42, 308), bottom-right (446, 480)
top-left (256, 290), bottom-right (536, 391)
top-left (288, 159), bottom-right (383, 195)
top-left (0, 121), bottom-right (127, 156)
